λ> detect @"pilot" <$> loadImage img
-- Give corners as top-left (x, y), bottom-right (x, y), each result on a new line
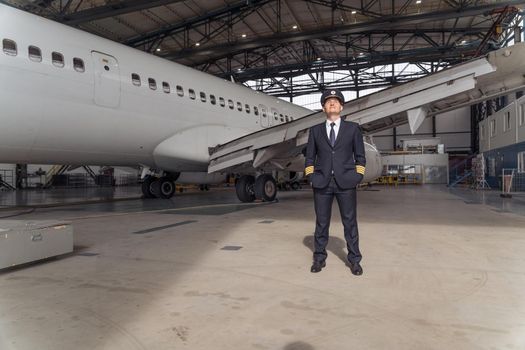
top-left (304, 89), bottom-right (366, 275)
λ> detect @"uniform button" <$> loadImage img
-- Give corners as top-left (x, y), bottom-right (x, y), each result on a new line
top-left (332, 151), bottom-right (335, 154)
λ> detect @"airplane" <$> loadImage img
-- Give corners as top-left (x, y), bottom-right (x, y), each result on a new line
top-left (0, 3), bottom-right (383, 201)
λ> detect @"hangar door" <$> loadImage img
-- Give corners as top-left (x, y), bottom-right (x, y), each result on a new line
top-left (91, 51), bottom-right (121, 108)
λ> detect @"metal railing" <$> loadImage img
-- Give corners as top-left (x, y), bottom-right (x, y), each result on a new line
top-left (0, 169), bottom-right (15, 190)
top-left (501, 168), bottom-right (525, 197)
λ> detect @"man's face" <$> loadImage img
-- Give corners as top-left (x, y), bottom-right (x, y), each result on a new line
top-left (323, 97), bottom-right (343, 117)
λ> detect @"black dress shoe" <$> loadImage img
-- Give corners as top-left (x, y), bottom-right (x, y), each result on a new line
top-left (349, 262), bottom-right (363, 276)
top-left (310, 261), bottom-right (326, 273)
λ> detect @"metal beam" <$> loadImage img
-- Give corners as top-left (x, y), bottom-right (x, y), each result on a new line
top-left (166, 1), bottom-right (525, 60)
top-left (60, 0), bottom-right (187, 25)
top-left (123, 0), bottom-right (272, 48)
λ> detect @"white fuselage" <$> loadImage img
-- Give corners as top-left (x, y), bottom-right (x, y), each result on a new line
top-left (0, 4), bottom-right (381, 181)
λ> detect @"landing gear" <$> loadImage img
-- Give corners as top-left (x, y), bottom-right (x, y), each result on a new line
top-left (235, 174), bottom-right (278, 202)
top-left (141, 175), bottom-right (176, 199)
top-left (254, 174), bottom-right (277, 202)
top-left (235, 175), bottom-right (256, 202)
top-left (151, 176), bottom-right (176, 199)
top-left (141, 176), bottom-right (156, 198)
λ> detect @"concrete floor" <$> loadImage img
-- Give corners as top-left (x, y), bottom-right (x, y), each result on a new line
top-left (1, 185), bottom-right (525, 350)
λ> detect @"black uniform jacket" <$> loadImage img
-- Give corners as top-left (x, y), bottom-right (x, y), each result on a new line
top-left (304, 120), bottom-right (366, 189)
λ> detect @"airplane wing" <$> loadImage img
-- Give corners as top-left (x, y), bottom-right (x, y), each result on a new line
top-left (208, 43), bottom-right (525, 174)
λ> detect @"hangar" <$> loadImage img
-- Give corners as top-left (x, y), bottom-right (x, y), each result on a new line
top-left (1, 1), bottom-right (525, 349)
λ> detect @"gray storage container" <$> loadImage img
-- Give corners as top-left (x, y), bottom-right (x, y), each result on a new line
top-left (0, 220), bottom-right (73, 269)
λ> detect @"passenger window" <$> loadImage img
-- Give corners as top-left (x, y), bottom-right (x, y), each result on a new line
top-left (189, 89), bottom-right (196, 99)
top-left (148, 78), bottom-right (157, 90)
top-left (228, 99), bottom-right (234, 109)
top-left (219, 97), bottom-right (225, 107)
top-left (245, 104), bottom-right (250, 114)
top-left (279, 113), bottom-right (283, 122)
top-left (200, 92), bottom-right (206, 102)
top-left (253, 106), bottom-right (259, 116)
top-left (28, 46), bottom-right (42, 62)
top-left (2, 39), bottom-right (17, 56)
top-left (52, 52), bottom-right (64, 68)
top-left (176, 85), bottom-right (184, 97)
top-left (73, 58), bottom-right (85, 72)
top-left (210, 94), bottom-right (216, 105)
top-left (237, 102), bottom-right (242, 111)
top-left (162, 82), bottom-right (170, 93)
top-left (131, 73), bottom-right (141, 86)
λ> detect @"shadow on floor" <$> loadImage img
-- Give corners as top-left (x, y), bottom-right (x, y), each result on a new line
top-left (303, 235), bottom-right (348, 265)
top-left (283, 341), bottom-right (315, 350)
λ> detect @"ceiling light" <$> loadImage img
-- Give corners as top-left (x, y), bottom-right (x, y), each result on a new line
top-left (317, 57), bottom-right (322, 61)
top-left (292, 25), bottom-right (298, 29)
top-left (241, 34), bottom-right (247, 38)
top-left (156, 48), bottom-right (161, 52)
top-left (461, 40), bottom-right (467, 44)
top-left (416, 0), bottom-right (421, 3)
top-left (195, 42), bottom-right (200, 47)
top-left (351, 10), bottom-right (357, 14)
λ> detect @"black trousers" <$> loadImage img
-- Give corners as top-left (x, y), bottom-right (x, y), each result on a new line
top-left (313, 177), bottom-right (362, 264)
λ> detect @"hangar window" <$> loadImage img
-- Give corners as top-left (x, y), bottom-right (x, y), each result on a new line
top-left (73, 58), bottom-right (85, 72)
top-left (504, 111), bottom-right (511, 132)
top-left (162, 82), bottom-right (170, 93)
top-left (2, 39), bottom-right (17, 56)
top-left (245, 104), bottom-right (250, 114)
top-left (28, 46), bottom-right (42, 62)
top-left (520, 104), bottom-right (525, 126)
top-left (479, 124), bottom-right (485, 140)
top-left (253, 106), bottom-right (259, 116)
top-left (219, 97), bottom-right (225, 107)
top-left (148, 78), bottom-right (157, 90)
top-left (228, 99), bottom-right (234, 109)
top-left (518, 152), bottom-right (525, 173)
top-left (189, 89), bottom-right (196, 100)
top-left (200, 92), bottom-right (206, 102)
top-left (52, 52), bottom-right (64, 68)
top-left (176, 85), bottom-right (184, 97)
top-left (237, 102), bottom-right (242, 111)
top-left (131, 74), bottom-right (141, 86)
top-left (210, 94), bottom-right (216, 105)
top-left (490, 119), bottom-right (496, 137)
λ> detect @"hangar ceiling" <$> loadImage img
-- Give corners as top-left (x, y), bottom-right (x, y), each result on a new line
top-left (2, 0), bottom-right (524, 98)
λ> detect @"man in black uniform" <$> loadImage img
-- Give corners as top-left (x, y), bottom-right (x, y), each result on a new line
top-left (305, 89), bottom-right (366, 275)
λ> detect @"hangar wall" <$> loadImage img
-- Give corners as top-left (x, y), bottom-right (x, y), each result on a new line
top-left (371, 107), bottom-right (471, 153)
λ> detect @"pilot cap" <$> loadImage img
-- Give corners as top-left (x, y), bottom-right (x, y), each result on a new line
top-left (320, 89), bottom-right (344, 106)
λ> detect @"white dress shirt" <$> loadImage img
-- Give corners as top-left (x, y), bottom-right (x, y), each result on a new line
top-left (326, 117), bottom-right (341, 141)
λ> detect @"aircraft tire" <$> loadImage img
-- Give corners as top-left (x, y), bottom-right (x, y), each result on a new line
top-left (235, 175), bottom-right (256, 202)
top-left (151, 177), bottom-right (176, 199)
top-left (254, 174), bottom-right (277, 202)
top-left (141, 176), bottom-right (157, 198)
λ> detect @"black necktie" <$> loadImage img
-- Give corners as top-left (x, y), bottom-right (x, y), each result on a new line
top-left (330, 122), bottom-right (336, 147)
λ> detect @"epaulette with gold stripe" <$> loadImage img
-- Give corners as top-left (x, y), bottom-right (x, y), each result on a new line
top-left (356, 165), bottom-right (366, 175)
top-left (305, 166), bottom-right (314, 175)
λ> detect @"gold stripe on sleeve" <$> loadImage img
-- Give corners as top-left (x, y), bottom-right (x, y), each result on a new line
top-left (356, 165), bottom-right (365, 175)
top-left (305, 166), bottom-right (314, 175)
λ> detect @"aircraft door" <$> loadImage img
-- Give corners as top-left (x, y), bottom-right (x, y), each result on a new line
top-left (259, 104), bottom-right (268, 128)
top-left (91, 51), bottom-right (121, 108)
